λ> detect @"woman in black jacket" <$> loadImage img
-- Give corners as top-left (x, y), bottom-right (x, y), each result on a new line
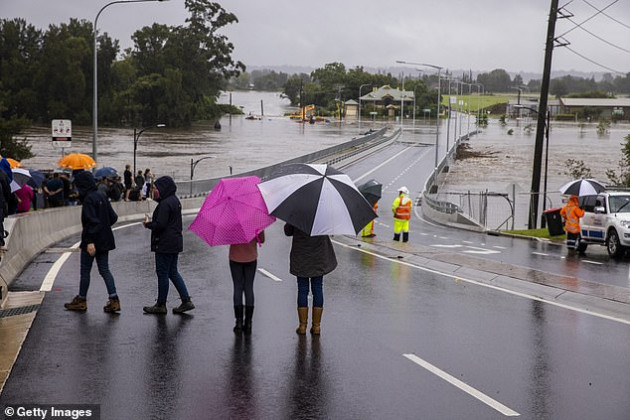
top-left (142, 176), bottom-right (194, 314)
top-left (64, 171), bottom-right (120, 313)
top-left (285, 223), bottom-right (337, 335)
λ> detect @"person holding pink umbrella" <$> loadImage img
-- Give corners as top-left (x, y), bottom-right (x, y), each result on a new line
top-left (229, 231), bottom-right (265, 333)
top-left (189, 176), bottom-right (275, 333)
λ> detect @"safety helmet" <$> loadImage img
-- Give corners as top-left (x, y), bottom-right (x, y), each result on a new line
top-left (398, 186), bottom-right (409, 195)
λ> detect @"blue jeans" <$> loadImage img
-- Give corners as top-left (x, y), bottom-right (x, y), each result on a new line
top-left (297, 276), bottom-right (323, 307)
top-left (155, 253), bottom-right (190, 304)
top-left (79, 249), bottom-right (117, 298)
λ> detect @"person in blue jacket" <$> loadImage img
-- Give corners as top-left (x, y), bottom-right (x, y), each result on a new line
top-left (142, 175), bottom-right (195, 314)
top-left (64, 171), bottom-right (120, 313)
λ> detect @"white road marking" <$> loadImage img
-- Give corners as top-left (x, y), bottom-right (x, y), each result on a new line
top-left (403, 353), bottom-right (520, 417)
top-left (352, 146), bottom-right (413, 183)
top-left (463, 249), bottom-right (501, 255)
top-left (40, 240), bottom-right (80, 292)
top-left (258, 268), bottom-right (283, 282)
top-left (493, 245), bottom-right (507, 249)
top-left (532, 252), bottom-right (549, 256)
top-left (582, 260), bottom-right (603, 265)
top-left (432, 244), bottom-right (462, 248)
top-left (332, 239), bottom-right (630, 326)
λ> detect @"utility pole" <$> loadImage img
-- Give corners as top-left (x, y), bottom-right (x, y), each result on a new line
top-left (528, 0), bottom-right (559, 229)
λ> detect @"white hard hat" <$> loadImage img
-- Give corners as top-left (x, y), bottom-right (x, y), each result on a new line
top-left (398, 186), bottom-right (409, 195)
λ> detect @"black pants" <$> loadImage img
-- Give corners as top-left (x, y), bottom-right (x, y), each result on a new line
top-left (230, 260), bottom-right (257, 306)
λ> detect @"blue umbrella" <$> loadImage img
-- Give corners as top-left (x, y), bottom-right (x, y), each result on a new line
top-left (25, 169), bottom-right (45, 187)
top-left (94, 166), bottom-right (118, 180)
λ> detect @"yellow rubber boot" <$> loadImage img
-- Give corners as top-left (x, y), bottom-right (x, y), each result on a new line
top-left (310, 307), bottom-right (323, 335)
top-left (296, 307), bottom-right (308, 335)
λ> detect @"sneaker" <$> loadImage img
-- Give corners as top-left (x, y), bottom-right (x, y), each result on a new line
top-left (103, 298), bottom-right (121, 313)
top-left (143, 304), bottom-right (167, 314)
top-left (64, 296), bottom-right (87, 311)
top-left (172, 300), bottom-right (195, 314)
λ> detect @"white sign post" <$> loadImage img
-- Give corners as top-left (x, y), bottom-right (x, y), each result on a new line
top-left (52, 119), bottom-right (72, 148)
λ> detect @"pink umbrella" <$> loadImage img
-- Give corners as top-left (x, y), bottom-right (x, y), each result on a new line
top-left (189, 176), bottom-right (276, 246)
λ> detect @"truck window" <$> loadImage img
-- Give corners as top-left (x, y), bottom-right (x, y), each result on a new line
top-left (580, 195), bottom-right (597, 212)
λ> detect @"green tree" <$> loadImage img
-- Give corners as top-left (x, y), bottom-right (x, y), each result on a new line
top-left (606, 134), bottom-right (630, 187)
top-left (563, 159), bottom-right (592, 179)
top-left (477, 69), bottom-right (511, 93)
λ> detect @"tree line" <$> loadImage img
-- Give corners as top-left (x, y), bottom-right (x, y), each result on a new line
top-left (0, 0), bottom-right (244, 159)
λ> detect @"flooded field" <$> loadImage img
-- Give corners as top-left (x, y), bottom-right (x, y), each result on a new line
top-left (440, 118), bottom-right (629, 228)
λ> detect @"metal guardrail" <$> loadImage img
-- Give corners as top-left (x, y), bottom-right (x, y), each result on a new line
top-left (175, 127), bottom-right (395, 197)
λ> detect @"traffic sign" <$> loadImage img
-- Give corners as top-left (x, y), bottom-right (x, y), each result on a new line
top-left (52, 119), bottom-right (72, 147)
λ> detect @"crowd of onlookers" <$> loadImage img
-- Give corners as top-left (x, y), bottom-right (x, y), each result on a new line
top-left (11, 165), bottom-right (157, 213)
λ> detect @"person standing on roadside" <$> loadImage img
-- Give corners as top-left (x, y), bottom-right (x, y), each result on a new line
top-left (560, 194), bottom-right (585, 255)
top-left (64, 171), bottom-right (121, 313)
top-left (123, 164), bottom-right (132, 201)
top-left (229, 231), bottom-right (264, 334)
top-left (391, 186), bottom-right (412, 242)
top-left (142, 176), bottom-right (195, 314)
top-left (285, 223), bottom-right (337, 336)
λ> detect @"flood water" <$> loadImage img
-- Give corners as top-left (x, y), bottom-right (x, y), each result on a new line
top-left (17, 90), bottom-right (627, 220)
top-left (19, 91), bottom-right (385, 181)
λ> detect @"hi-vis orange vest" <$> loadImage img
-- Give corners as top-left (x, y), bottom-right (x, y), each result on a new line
top-left (560, 196), bottom-right (584, 234)
top-left (393, 195), bottom-right (412, 220)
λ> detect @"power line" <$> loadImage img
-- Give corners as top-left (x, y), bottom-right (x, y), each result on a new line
top-left (565, 16), bottom-right (630, 53)
top-left (558, 0), bottom-right (620, 37)
top-left (582, 0), bottom-right (630, 30)
top-left (563, 45), bottom-right (626, 74)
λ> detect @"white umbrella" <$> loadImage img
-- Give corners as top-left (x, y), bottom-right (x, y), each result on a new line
top-left (257, 163), bottom-right (377, 235)
top-left (559, 178), bottom-right (606, 196)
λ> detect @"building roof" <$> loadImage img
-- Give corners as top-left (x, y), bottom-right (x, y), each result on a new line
top-left (345, 99), bottom-right (359, 105)
top-left (560, 98), bottom-right (630, 107)
top-left (360, 85), bottom-right (415, 102)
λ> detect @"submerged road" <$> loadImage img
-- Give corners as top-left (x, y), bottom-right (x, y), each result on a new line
top-left (2, 134), bottom-right (630, 419)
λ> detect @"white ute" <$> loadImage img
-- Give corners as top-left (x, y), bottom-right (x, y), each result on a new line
top-left (579, 191), bottom-right (630, 258)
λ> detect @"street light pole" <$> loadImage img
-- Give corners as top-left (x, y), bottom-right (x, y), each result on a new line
top-left (190, 156), bottom-right (215, 195)
top-left (133, 124), bottom-right (165, 178)
top-left (93, 0), bottom-right (167, 166)
top-left (396, 60), bottom-right (443, 168)
top-left (358, 84), bottom-right (371, 132)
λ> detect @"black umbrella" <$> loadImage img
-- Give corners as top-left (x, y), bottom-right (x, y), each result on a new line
top-left (257, 163), bottom-right (377, 235)
top-left (357, 179), bottom-right (382, 206)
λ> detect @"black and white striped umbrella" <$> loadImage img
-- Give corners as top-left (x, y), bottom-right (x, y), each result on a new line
top-left (559, 178), bottom-right (606, 196)
top-left (257, 164), bottom-right (377, 235)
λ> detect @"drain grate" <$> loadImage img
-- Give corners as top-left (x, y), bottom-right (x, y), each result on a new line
top-left (0, 304), bottom-right (40, 318)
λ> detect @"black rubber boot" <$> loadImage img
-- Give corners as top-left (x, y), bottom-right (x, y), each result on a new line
top-left (402, 232), bottom-right (409, 242)
top-left (243, 306), bottom-right (254, 334)
top-left (393, 233), bottom-right (401, 241)
top-left (233, 305), bottom-right (244, 333)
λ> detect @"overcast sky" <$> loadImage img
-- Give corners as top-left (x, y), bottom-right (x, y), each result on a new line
top-left (3, 0), bottom-right (629, 76)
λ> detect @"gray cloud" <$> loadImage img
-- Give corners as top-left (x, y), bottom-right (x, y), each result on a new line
top-left (3, 0), bottom-right (629, 74)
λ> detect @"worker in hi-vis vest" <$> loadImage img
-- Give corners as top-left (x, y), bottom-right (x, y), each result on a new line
top-left (360, 201), bottom-right (378, 237)
top-left (391, 186), bottom-right (412, 242)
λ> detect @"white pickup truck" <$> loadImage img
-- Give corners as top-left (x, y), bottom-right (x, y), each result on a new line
top-left (579, 191), bottom-right (630, 258)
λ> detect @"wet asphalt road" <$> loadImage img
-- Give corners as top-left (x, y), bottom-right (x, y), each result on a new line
top-left (2, 133), bottom-right (630, 419)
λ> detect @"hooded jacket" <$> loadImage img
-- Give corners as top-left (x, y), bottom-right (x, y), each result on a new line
top-left (145, 176), bottom-right (183, 253)
top-left (284, 223), bottom-right (337, 277)
top-left (75, 171), bottom-right (118, 252)
top-left (560, 195), bottom-right (585, 234)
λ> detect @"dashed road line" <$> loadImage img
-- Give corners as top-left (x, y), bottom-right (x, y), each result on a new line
top-left (258, 268), bottom-right (283, 282)
top-left (403, 353), bottom-right (520, 417)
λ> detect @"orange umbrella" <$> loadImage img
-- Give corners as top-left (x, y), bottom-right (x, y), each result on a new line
top-left (6, 158), bottom-right (21, 168)
top-left (58, 153), bottom-right (96, 170)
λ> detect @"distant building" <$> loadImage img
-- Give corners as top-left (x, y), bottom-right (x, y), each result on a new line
top-left (344, 99), bottom-right (359, 118)
top-left (560, 97), bottom-right (630, 119)
top-left (359, 85), bottom-right (415, 117)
